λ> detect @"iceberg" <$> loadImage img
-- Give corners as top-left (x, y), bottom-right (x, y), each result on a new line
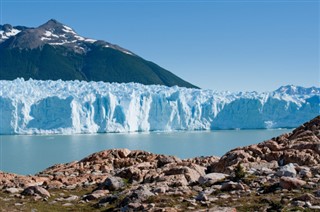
top-left (0, 79), bottom-right (319, 134)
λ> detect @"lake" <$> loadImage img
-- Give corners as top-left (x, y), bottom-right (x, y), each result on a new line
top-left (0, 129), bottom-right (291, 175)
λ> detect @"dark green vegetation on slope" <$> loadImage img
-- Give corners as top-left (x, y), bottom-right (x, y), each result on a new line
top-left (0, 36), bottom-right (197, 88)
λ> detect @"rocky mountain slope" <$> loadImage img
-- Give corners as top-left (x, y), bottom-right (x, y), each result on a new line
top-left (210, 115), bottom-right (320, 173)
top-left (0, 116), bottom-right (319, 211)
top-left (0, 19), bottom-right (197, 88)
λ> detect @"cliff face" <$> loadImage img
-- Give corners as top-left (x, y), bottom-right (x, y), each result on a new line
top-left (1, 80), bottom-right (319, 134)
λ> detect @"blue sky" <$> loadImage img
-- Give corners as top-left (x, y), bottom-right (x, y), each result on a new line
top-left (1, 0), bottom-right (319, 91)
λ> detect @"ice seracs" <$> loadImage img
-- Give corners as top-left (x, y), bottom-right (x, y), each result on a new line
top-left (0, 79), bottom-right (319, 135)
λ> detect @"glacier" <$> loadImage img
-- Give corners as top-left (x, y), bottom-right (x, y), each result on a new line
top-left (0, 79), bottom-right (319, 135)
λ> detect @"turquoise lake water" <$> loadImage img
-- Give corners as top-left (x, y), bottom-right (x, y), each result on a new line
top-left (0, 129), bottom-right (291, 175)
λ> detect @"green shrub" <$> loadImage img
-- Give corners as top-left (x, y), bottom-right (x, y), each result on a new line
top-left (234, 163), bottom-right (246, 181)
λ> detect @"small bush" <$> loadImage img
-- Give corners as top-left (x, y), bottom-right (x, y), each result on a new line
top-left (234, 163), bottom-right (246, 181)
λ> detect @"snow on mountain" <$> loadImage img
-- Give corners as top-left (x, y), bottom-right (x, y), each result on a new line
top-left (37, 20), bottom-right (97, 50)
top-left (275, 85), bottom-right (320, 95)
top-left (0, 24), bottom-right (21, 42)
top-left (1, 19), bottom-right (134, 55)
top-left (0, 79), bottom-right (319, 135)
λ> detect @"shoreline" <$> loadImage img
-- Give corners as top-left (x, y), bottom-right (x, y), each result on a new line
top-left (0, 127), bottom-right (296, 136)
top-left (0, 116), bottom-right (319, 211)
top-left (0, 128), bottom-right (292, 176)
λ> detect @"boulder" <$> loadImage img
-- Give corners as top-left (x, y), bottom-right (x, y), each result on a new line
top-left (298, 167), bottom-right (313, 178)
top-left (153, 186), bottom-right (167, 194)
top-left (116, 167), bottom-right (144, 182)
top-left (64, 195), bottom-right (79, 202)
top-left (207, 207), bottom-right (237, 212)
top-left (244, 161), bottom-right (279, 171)
top-left (99, 194), bottom-right (119, 205)
top-left (198, 173), bottom-right (228, 186)
top-left (156, 174), bottom-right (188, 187)
top-left (163, 164), bottom-right (204, 184)
top-left (5, 187), bottom-right (20, 194)
top-left (279, 177), bottom-right (306, 190)
top-left (62, 203), bottom-right (74, 207)
top-left (44, 180), bottom-right (64, 189)
top-left (125, 202), bottom-right (144, 210)
top-left (276, 163), bottom-right (297, 177)
top-left (131, 186), bottom-right (154, 202)
top-left (120, 186), bottom-right (155, 206)
top-left (195, 191), bottom-right (208, 201)
top-left (100, 176), bottom-right (125, 191)
top-left (21, 186), bottom-right (50, 198)
top-left (293, 193), bottom-right (316, 202)
top-left (184, 168), bottom-right (202, 183)
top-left (83, 189), bottom-right (109, 201)
top-left (157, 155), bottom-right (181, 167)
top-left (221, 181), bottom-right (245, 191)
top-left (118, 149), bottom-right (131, 158)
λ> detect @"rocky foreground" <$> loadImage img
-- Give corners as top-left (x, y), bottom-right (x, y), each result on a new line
top-left (0, 116), bottom-right (320, 211)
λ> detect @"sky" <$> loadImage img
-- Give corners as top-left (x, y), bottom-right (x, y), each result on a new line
top-left (0, 0), bottom-right (319, 92)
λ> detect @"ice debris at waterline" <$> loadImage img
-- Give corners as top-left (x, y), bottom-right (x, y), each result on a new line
top-left (0, 79), bottom-right (319, 134)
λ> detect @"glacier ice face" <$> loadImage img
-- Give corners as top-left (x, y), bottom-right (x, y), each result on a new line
top-left (0, 79), bottom-right (319, 135)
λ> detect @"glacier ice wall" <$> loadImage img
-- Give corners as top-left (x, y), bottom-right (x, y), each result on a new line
top-left (0, 79), bottom-right (319, 134)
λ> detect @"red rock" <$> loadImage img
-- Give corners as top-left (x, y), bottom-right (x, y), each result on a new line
top-left (118, 149), bottom-right (131, 158)
top-left (44, 180), bottom-right (64, 189)
top-left (279, 177), bottom-right (306, 190)
top-left (221, 181), bottom-right (245, 191)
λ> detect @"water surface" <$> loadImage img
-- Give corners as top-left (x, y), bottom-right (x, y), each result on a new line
top-left (0, 129), bottom-right (291, 175)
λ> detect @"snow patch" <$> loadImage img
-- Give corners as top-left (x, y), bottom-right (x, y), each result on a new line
top-left (122, 50), bottom-right (133, 55)
top-left (5, 28), bottom-right (21, 36)
top-left (40, 37), bottom-right (52, 41)
top-left (62, 25), bottom-right (76, 34)
top-left (43, 30), bottom-right (52, 37)
top-left (50, 41), bottom-right (67, 45)
top-left (84, 38), bottom-right (97, 43)
top-left (42, 30), bottom-right (59, 39)
top-left (74, 35), bottom-right (85, 41)
top-left (0, 28), bottom-right (21, 42)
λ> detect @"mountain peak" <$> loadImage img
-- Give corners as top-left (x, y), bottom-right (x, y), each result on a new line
top-left (43, 19), bottom-right (62, 26)
top-left (39, 19), bottom-right (72, 32)
top-left (1, 24), bottom-right (13, 32)
top-left (48, 19), bottom-right (60, 24)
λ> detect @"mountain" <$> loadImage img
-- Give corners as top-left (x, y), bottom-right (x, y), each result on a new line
top-left (0, 79), bottom-right (319, 134)
top-left (275, 85), bottom-right (320, 95)
top-left (0, 19), bottom-right (197, 88)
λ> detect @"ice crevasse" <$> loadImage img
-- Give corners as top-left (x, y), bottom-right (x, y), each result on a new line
top-left (0, 79), bottom-right (319, 134)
